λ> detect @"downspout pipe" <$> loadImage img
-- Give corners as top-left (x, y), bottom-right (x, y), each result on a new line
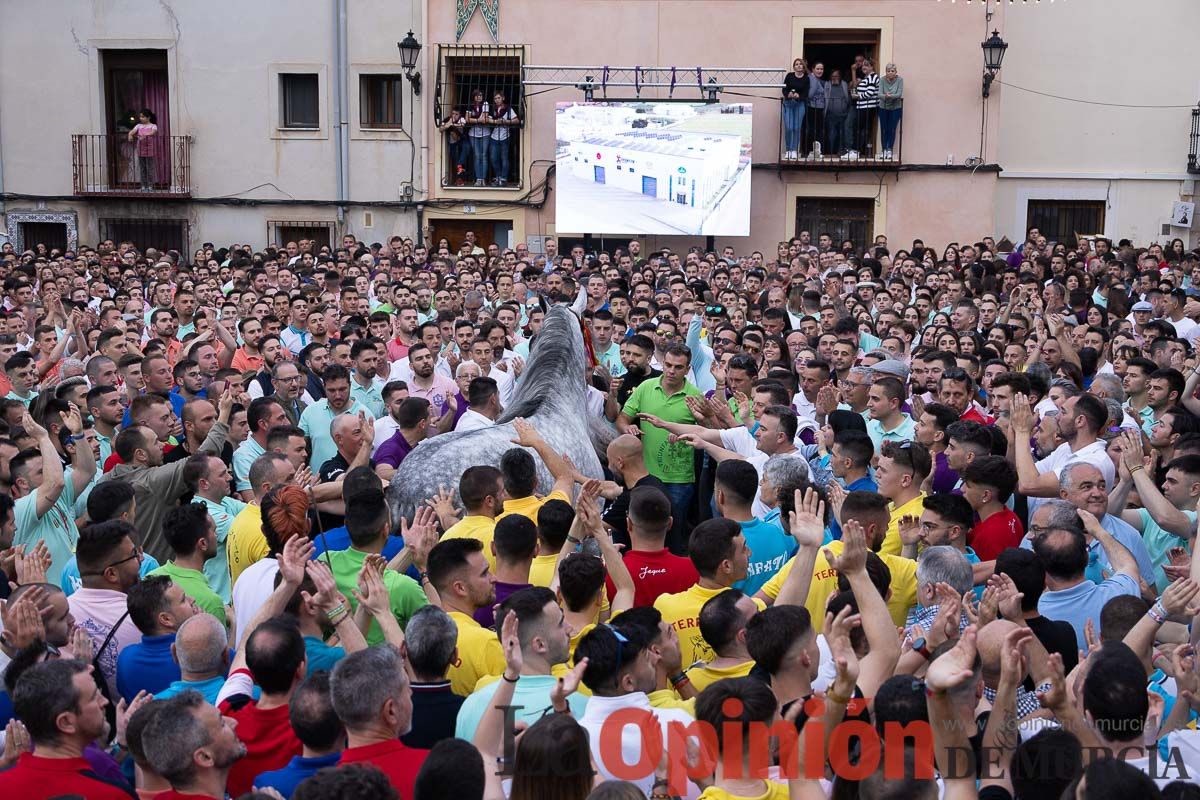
top-left (333, 0), bottom-right (350, 229)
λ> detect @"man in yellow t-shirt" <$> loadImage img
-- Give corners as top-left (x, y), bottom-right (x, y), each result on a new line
top-left (654, 518), bottom-right (763, 669)
top-left (528, 498), bottom-right (576, 587)
top-left (495, 417), bottom-right (578, 525)
top-left (685, 588), bottom-right (757, 692)
top-left (426, 536), bottom-right (505, 696)
top-left (441, 465), bottom-right (506, 571)
top-left (753, 490), bottom-right (918, 627)
top-left (226, 451), bottom-right (294, 585)
top-left (875, 440), bottom-right (931, 556)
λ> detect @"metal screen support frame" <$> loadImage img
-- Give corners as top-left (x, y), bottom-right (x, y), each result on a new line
top-left (522, 65), bottom-right (784, 98)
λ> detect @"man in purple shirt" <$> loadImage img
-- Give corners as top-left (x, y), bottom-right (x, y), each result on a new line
top-left (375, 397), bottom-right (433, 474)
top-left (472, 515), bottom-right (536, 628)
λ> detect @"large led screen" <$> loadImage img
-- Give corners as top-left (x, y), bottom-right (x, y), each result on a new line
top-left (555, 101), bottom-right (753, 236)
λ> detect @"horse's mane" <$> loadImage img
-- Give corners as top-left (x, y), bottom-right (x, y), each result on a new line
top-left (497, 305), bottom-right (587, 422)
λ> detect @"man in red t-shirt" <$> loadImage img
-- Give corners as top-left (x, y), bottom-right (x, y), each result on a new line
top-left (0, 660), bottom-right (135, 799)
top-left (332, 644), bottom-right (428, 798)
top-left (938, 369), bottom-right (994, 426)
top-left (142, 690), bottom-right (247, 800)
top-left (961, 455), bottom-right (1024, 562)
top-left (606, 486), bottom-right (699, 608)
top-left (215, 617), bottom-right (307, 796)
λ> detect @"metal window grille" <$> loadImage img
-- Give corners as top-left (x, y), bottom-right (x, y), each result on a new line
top-left (99, 218), bottom-right (190, 254)
top-left (1026, 200), bottom-right (1106, 245)
top-left (435, 44), bottom-right (525, 188)
top-left (267, 221), bottom-right (337, 251)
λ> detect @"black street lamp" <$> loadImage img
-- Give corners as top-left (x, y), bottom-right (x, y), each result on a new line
top-left (981, 29), bottom-right (1008, 98)
top-left (397, 30), bottom-right (422, 95)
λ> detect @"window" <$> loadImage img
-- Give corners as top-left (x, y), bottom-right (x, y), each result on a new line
top-left (360, 75), bottom-right (404, 128)
top-left (100, 218), bottom-right (189, 254)
top-left (435, 45), bottom-right (524, 188)
top-left (795, 197), bottom-right (874, 250)
top-left (268, 221), bottom-right (336, 251)
top-left (280, 73), bottom-right (320, 129)
top-left (1026, 200), bottom-right (1106, 244)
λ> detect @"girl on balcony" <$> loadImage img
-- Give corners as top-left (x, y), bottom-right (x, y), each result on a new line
top-left (466, 88), bottom-right (492, 186)
top-left (781, 59), bottom-right (808, 161)
top-left (128, 108), bottom-right (158, 190)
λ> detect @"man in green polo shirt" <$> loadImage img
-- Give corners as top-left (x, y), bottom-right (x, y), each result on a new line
top-left (184, 453), bottom-right (248, 604)
top-left (324, 479), bottom-right (428, 645)
top-left (148, 503), bottom-right (228, 625)
top-left (617, 342), bottom-right (702, 552)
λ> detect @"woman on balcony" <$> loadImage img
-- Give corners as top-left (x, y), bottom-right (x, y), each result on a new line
top-left (805, 62), bottom-right (829, 159)
top-left (127, 108), bottom-right (158, 190)
top-left (466, 88), bottom-right (492, 186)
top-left (846, 58), bottom-right (879, 161)
top-left (489, 91), bottom-right (519, 187)
top-left (781, 59), bottom-right (808, 161)
top-left (879, 63), bottom-right (904, 161)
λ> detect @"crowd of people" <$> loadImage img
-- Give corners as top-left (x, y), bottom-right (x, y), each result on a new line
top-left (0, 227), bottom-right (1197, 800)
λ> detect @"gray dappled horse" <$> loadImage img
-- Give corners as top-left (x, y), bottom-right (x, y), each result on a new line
top-left (386, 304), bottom-right (612, 526)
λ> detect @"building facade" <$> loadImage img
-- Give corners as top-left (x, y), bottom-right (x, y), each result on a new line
top-left (0, 0), bottom-right (425, 255)
top-left (1, 0), bottom-right (1197, 255)
top-left (423, 0), bottom-right (1200, 255)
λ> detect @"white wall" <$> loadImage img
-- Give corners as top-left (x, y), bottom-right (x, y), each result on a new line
top-left (0, 0), bottom-right (425, 244)
top-left (993, 0), bottom-right (1200, 245)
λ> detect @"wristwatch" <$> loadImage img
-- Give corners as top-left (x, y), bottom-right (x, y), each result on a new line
top-left (911, 637), bottom-right (933, 662)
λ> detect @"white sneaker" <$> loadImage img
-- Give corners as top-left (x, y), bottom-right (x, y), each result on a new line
top-left (846, 150), bottom-right (859, 160)
top-left (883, 149), bottom-right (892, 160)
top-left (813, 142), bottom-right (822, 159)
top-left (785, 150), bottom-right (796, 160)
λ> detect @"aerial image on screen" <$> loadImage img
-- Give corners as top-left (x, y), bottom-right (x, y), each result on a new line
top-left (555, 101), bottom-right (753, 236)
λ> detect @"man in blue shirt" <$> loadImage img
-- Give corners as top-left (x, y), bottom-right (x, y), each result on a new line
top-left (254, 672), bottom-right (344, 799)
top-left (716, 460), bottom-right (796, 596)
top-left (828, 430), bottom-right (877, 541)
top-left (116, 574), bottom-right (198, 702)
top-left (1034, 508), bottom-right (1140, 653)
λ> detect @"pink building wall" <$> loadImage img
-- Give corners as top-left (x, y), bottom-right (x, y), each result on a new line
top-left (427, 0), bottom-right (1004, 251)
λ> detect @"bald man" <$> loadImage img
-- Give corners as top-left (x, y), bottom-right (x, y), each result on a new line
top-left (975, 616), bottom-right (1056, 720)
top-left (318, 412), bottom-right (374, 484)
top-left (601, 433), bottom-right (668, 549)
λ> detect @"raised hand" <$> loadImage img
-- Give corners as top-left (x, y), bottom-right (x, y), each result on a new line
top-left (671, 432), bottom-right (705, 450)
top-left (0, 719), bottom-right (30, 769)
top-left (825, 479), bottom-right (847, 521)
top-left (1009, 393), bottom-right (1034, 434)
top-left (115, 690), bottom-right (152, 749)
top-left (550, 657), bottom-right (588, 712)
top-left (1160, 578), bottom-right (1200, 618)
top-left (925, 626), bottom-right (978, 693)
top-left (292, 465), bottom-right (318, 490)
top-left (824, 605), bottom-right (861, 689)
top-left (14, 541), bottom-right (50, 586)
top-left (825, 518), bottom-right (867, 575)
top-left (637, 413), bottom-right (668, 430)
top-left (60, 406), bottom-right (84, 436)
top-left (350, 558), bottom-right (391, 618)
top-left (909, 393), bottom-right (926, 423)
top-left (998, 626), bottom-right (1033, 689)
top-left (278, 535), bottom-right (314, 586)
top-left (897, 513), bottom-right (922, 547)
top-left (1036, 652), bottom-right (1070, 712)
top-left (509, 417), bottom-right (542, 448)
top-left (788, 487), bottom-right (826, 549)
top-left (928, 583), bottom-right (963, 646)
top-left (303, 559), bottom-right (347, 613)
top-left (815, 383), bottom-right (839, 417)
top-left (425, 484), bottom-right (458, 519)
top-left (70, 624), bottom-right (94, 663)
top-left (499, 606), bottom-right (523, 679)
top-left (2, 592), bottom-right (46, 650)
top-left (988, 573), bottom-right (1024, 622)
top-left (709, 359), bottom-right (727, 386)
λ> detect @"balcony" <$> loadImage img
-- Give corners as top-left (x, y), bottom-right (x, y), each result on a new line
top-left (777, 101), bottom-right (901, 171)
top-left (1189, 104), bottom-right (1199, 175)
top-left (72, 133), bottom-right (192, 198)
